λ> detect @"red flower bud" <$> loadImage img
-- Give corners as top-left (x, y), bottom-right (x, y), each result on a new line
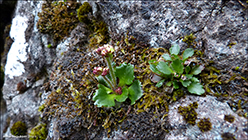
top-left (115, 87), bottom-right (122, 95)
top-left (93, 67), bottom-right (103, 75)
top-left (101, 68), bottom-right (109, 76)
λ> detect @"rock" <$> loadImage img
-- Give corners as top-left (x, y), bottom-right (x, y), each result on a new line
top-left (2, 1), bottom-right (56, 139)
top-left (167, 95), bottom-right (248, 139)
top-left (1, 0), bottom-right (248, 140)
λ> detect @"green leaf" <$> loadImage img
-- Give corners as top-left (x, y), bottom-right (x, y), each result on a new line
top-left (115, 87), bottom-right (128, 102)
top-left (191, 65), bottom-right (205, 75)
top-left (93, 84), bottom-right (116, 107)
top-left (128, 80), bottom-right (143, 105)
top-left (187, 82), bottom-right (205, 95)
top-left (97, 74), bottom-right (112, 88)
top-left (171, 59), bottom-right (184, 74)
top-left (185, 66), bottom-right (191, 74)
top-left (156, 61), bottom-right (173, 75)
top-left (182, 48), bottom-right (194, 61)
top-left (116, 63), bottom-right (135, 86)
top-left (156, 79), bottom-right (165, 87)
top-left (149, 63), bottom-right (162, 75)
top-left (173, 81), bottom-right (179, 89)
top-left (148, 59), bottom-right (157, 65)
top-left (191, 77), bottom-right (199, 82)
top-left (185, 74), bottom-right (193, 79)
top-left (180, 79), bottom-right (191, 87)
top-left (171, 54), bottom-right (180, 60)
top-left (166, 81), bottom-right (172, 86)
top-left (169, 43), bottom-right (180, 55)
top-left (162, 54), bottom-right (172, 61)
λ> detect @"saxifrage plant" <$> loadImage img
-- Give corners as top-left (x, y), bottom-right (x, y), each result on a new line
top-left (92, 44), bottom-right (143, 107)
top-left (149, 43), bottom-right (205, 95)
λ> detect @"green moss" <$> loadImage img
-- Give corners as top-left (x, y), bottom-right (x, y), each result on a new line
top-left (224, 114), bottom-right (235, 123)
top-left (178, 102), bottom-right (198, 125)
top-left (227, 42), bottom-right (236, 48)
top-left (172, 89), bottom-right (184, 102)
top-left (10, 121), bottom-right (27, 136)
top-left (182, 33), bottom-right (196, 47)
top-left (76, 2), bottom-right (110, 49)
top-left (47, 44), bottom-right (52, 48)
top-left (234, 66), bottom-right (239, 71)
top-left (37, 1), bottom-right (80, 42)
top-left (197, 118), bottom-right (212, 132)
top-left (38, 104), bottom-right (45, 112)
top-left (77, 2), bottom-right (92, 24)
top-left (89, 21), bottom-right (110, 48)
top-left (221, 132), bottom-right (236, 140)
top-left (29, 123), bottom-right (48, 140)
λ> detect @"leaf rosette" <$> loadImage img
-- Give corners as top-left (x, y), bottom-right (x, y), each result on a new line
top-left (149, 43), bottom-right (205, 95)
top-left (93, 62), bottom-right (143, 107)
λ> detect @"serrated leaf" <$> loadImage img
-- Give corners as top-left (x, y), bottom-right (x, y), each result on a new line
top-left (116, 63), bottom-right (135, 86)
top-left (115, 87), bottom-right (128, 102)
top-left (171, 59), bottom-right (184, 74)
top-left (191, 65), bottom-right (205, 75)
top-left (185, 66), bottom-right (191, 74)
top-left (183, 48), bottom-right (194, 61)
top-left (173, 81), bottom-right (179, 89)
top-left (156, 79), bottom-right (165, 87)
top-left (180, 79), bottom-right (191, 87)
top-left (162, 53), bottom-right (172, 61)
top-left (156, 61), bottom-right (173, 75)
top-left (93, 84), bottom-right (116, 107)
top-left (187, 82), bottom-right (205, 95)
top-left (170, 43), bottom-right (180, 55)
top-left (128, 80), bottom-right (143, 105)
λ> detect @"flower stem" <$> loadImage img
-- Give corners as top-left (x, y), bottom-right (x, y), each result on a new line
top-left (105, 56), bottom-right (116, 88)
top-left (102, 76), bottom-right (114, 91)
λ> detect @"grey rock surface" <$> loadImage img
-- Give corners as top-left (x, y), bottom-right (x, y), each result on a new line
top-left (167, 95), bottom-right (248, 140)
top-left (1, 0), bottom-right (248, 139)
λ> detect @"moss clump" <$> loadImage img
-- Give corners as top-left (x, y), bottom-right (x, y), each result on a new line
top-left (38, 104), bottom-right (45, 112)
top-left (172, 89), bottom-right (185, 102)
top-left (89, 21), bottom-right (110, 48)
top-left (178, 102), bottom-right (198, 125)
top-left (224, 114), bottom-right (235, 123)
top-left (47, 44), bottom-right (52, 48)
top-left (77, 2), bottom-right (110, 49)
top-left (197, 118), bottom-right (212, 132)
top-left (77, 2), bottom-right (92, 24)
top-left (221, 132), bottom-right (236, 140)
top-left (10, 121), bottom-right (27, 136)
top-left (29, 123), bottom-right (48, 140)
top-left (37, 1), bottom-right (80, 42)
top-left (227, 42), bottom-right (236, 48)
top-left (182, 33), bottom-right (196, 47)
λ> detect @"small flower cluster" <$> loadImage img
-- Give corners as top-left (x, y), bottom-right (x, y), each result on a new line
top-left (92, 44), bottom-right (143, 107)
top-left (95, 44), bottom-right (114, 57)
top-left (93, 67), bottom-right (109, 76)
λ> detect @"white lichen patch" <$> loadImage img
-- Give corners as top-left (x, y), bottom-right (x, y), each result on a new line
top-left (5, 15), bottom-right (28, 79)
